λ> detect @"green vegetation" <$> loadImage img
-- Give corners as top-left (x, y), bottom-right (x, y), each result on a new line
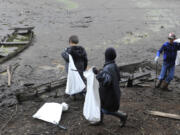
top-left (6, 34), bottom-right (17, 42)
top-left (6, 34), bottom-right (30, 42)
top-left (57, 0), bottom-right (78, 10)
top-left (0, 46), bottom-right (18, 57)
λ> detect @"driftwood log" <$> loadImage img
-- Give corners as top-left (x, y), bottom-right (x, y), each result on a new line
top-left (16, 73), bottom-right (151, 102)
top-left (16, 78), bottom-right (67, 102)
top-left (16, 61), bottom-right (153, 103)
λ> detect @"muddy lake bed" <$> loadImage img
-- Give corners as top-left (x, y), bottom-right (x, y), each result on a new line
top-left (0, 0), bottom-right (180, 134)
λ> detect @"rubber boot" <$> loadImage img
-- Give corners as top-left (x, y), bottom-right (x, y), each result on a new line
top-left (156, 80), bottom-right (163, 88)
top-left (160, 80), bottom-right (169, 91)
top-left (112, 111), bottom-right (128, 127)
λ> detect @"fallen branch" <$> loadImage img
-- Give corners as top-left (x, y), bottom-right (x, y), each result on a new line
top-left (148, 111), bottom-right (180, 120)
top-left (6, 63), bottom-right (19, 87)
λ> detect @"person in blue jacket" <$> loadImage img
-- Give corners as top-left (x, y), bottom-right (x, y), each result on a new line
top-left (154, 33), bottom-right (180, 90)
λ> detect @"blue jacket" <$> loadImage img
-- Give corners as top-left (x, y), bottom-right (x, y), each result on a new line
top-left (157, 41), bottom-right (180, 65)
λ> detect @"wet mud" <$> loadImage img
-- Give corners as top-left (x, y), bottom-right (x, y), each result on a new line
top-left (0, 0), bottom-right (180, 134)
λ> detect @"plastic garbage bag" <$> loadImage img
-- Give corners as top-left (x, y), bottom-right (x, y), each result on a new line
top-left (62, 102), bottom-right (69, 111)
top-left (65, 54), bottom-right (86, 95)
top-left (33, 102), bottom-right (69, 125)
top-left (175, 39), bottom-right (180, 66)
top-left (176, 51), bottom-right (180, 66)
top-left (83, 67), bottom-right (101, 123)
top-left (175, 38), bottom-right (180, 43)
top-left (33, 102), bottom-right (63, 125)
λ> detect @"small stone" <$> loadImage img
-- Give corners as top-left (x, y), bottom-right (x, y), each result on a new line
top-left (160, 26), bottom-right (164, 29)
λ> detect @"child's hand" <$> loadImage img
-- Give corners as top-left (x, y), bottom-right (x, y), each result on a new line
top-left (93, 67), bottom-right (99, 74)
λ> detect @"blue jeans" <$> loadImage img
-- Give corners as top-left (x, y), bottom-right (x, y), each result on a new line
top-left (101, 108), bottom-right (117, 115)
top-left (159, 62), bottom-right (175, 83)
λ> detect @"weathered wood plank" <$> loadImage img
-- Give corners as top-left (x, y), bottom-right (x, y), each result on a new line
top-left (0, 32), bottom-right (34, 64)
top-left (148, 111), bottom-right (180, 120)
top-left (120, 73), bottom-right (151, 84)
top-left (10, 26), bottom-right (35, 31)
top-left (118, 60), bottom-right (149, 73)
top-left (16, 78), bottom-right (67, 102)
top-left (0, 41), bottom-right (29, 45)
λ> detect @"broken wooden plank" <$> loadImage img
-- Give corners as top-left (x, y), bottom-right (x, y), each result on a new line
top-left (120, 73), bottom-right (151, 84)
top-left (118, 60), bottom-right (150, 73)
top-left (148, 111), bottom-right (180, 120)
top-left (133, 73), bottom-right (151, 80)
top-left (16, 30), bottom-right (29, 34)
top-left (16, 78), bottom-right (67, 102)
top-left (9, 26), bottom-right (35, 31)
top-left (134, 83), bottom-right (151, 87)
top-left (0, 41), bottom-right (29, 46)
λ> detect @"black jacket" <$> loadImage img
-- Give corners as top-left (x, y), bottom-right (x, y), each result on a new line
top-left (96, 61), bottom-right (121, 112)
top-left (61, 46), bottom-right (88, 77)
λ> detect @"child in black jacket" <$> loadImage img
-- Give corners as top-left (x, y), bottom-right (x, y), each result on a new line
top-left (61, 35), bottom-right (88, 80)
top-left (93, 47), bottom-right (127, 127)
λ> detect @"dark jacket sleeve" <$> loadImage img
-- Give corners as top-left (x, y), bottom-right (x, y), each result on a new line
top-left (61, 48), bottom-right (71, 62)
top-left (96, 71), bottom-right (112, 87)
top-left (84, 50), bottom-right (88, 70)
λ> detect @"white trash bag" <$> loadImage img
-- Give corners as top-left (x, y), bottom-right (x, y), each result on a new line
top-left (33, 102), bottom-right (63, 125)
top-left (175, 39), bottom-right (180, 66)
top-left (176, 51), bottom-right (180, 66)
top-left (83, 67), bottom-right (101, 123)
top-left (65, 54), bottom-right (86, 95)
top-left (33, 102), bottom-right (69, 125)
